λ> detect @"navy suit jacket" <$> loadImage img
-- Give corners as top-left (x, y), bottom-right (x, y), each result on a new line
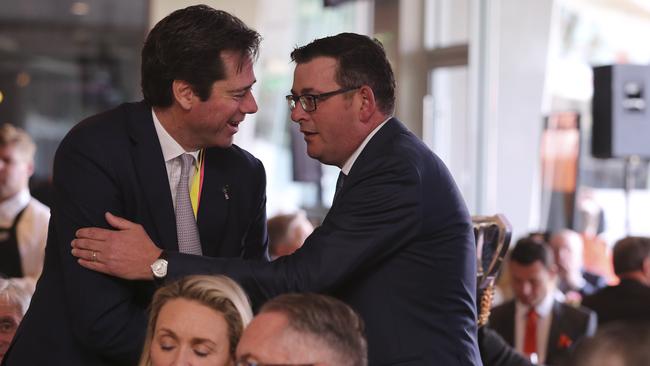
top-left (167, 118), bottom-right (481, 365)
top-left (2, 102), bottom-right (268, 366)
top-left (489, 300), bottom-right (597, 365)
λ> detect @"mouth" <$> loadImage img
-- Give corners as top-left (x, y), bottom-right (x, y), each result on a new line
top-left (301, 130), bottom-right (318, 142)
top-left (227, 120), bottom-right (241, 133)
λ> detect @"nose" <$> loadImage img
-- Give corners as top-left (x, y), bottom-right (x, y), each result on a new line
top-left (170, 347), bottom-right (192, 366)
top-left (240, 90), bottom-right (258, 115)
top-left (290, 102), bottom-right (309, 123)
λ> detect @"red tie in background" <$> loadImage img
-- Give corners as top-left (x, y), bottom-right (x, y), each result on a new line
top-left (524, 308), bottom-right (538, 357)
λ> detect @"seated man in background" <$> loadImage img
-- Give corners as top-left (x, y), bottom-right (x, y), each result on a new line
top-left (0, 278), bottom-right (32, 362)
top-left (267, 211), bottom-right (313, 260)
top-left (548, 229), bottom-right (606, 299)
top-left (236, 293), bottom-right (367, 366)
top-left (562, 322), bottom-right (650, 366)
top-left (489, 238), bottom-right (596, 365)
top-left (582, 236), bottom-right (650, 326)
top-left (0, 124), bottom-right (49, 282)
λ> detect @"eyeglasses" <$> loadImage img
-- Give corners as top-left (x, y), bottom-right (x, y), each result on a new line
top-left (286, 87), bottom-right (360, 112)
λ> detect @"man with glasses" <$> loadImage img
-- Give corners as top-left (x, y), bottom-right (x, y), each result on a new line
top-left (235, 293), bottom-right (367, 366)
top-left (72, 33), bottom-right (480, 365)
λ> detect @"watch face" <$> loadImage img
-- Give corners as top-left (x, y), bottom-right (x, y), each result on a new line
top-left (151, 259), bottom-right (168, 278)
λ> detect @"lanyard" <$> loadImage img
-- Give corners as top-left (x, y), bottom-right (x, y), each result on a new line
top-left (190, 149), bottom-right (205, 218)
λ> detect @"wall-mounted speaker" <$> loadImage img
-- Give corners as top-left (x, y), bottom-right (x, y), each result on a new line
top-left (592, 64), bottom-right (650, 159)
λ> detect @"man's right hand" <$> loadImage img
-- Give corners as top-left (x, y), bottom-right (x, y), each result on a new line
top-left (71, 212), bottom-right (162, 280)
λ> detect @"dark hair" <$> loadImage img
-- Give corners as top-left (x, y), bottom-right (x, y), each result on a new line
top-left (509, 236), bottom-right (555, 269)
top-left (141, 5), bottom-right (261, 107)
top-left (290, 33), bottom-right (396, 115)
top-left (613, 236), bottom-right (650, 276)
top-left (261, 293), bottom-right (367, 366)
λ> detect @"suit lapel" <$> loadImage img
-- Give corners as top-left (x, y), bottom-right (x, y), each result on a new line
top-left (502, 301), bottom-right (516, 346)
top-left (196, 147), bottom-right (229, 257)
top-left (126, 102), bottom-right (177, 251)
top-left (331, 118), bottom-right (405, 208)
top-left (546, 301), bottom-right (562, 362)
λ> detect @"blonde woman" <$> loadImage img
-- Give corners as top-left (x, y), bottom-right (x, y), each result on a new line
top-left (139, 275), bottom-right (253, 366)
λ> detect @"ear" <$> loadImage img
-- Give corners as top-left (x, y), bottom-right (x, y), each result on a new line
top-left (643, 257), bottom-right (650, 278)
top-left (26, 160), bottom-right (34, 178)
top-left (172, 80), bottom-right (195, 111)
top-left (357, 85), bottom-right (377, 122)
top-left (548, 264), bottom-right (558, 279)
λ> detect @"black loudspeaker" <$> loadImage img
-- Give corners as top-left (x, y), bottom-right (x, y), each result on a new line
top-left (592, 64), bottom-right (650, 159)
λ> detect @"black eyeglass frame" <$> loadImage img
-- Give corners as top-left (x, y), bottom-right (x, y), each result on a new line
top-left (285, 86), bottom-right (360, 112)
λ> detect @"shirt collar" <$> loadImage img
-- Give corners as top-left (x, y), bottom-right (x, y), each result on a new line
top-left (515, 288), bottom-right (555, 318)
top-left (0, 188), bottom-right (30, 222)
top-left (152, 109), bottom-right (199, 162)
top-left (340, 117), bottom-right (391, 175)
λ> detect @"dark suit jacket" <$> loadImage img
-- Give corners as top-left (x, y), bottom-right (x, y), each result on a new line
top-left (489, 299), bottom-right (597, 365)
top-left (478, 326), bottom-right (532, 366)
top-left (167, 118), bottom-right (481, 365)
top-left (2, 102), bottom-right (268, 366)
top-left (582, 278), bottom-right (650, 326)
top-left (558, 270), bottom-right (607, 297)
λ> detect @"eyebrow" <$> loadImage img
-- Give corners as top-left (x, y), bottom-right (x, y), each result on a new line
top-left (289, 87), bottom-right (316, 95)
top-left (157, 328), bottom-right (219, 346)
top-left (190, 338), bottom-right (218, 347)
top-left (0, 316), bottom-right (18, 324)
top-left (229, 80), bottom-right (257, 93)
top-left (156, 328), bottom-right (177, 338)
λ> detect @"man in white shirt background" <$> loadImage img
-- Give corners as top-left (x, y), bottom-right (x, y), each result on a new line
top-left (0, 124), bottom-right (49, 283)
top-left (489, 237), bottom-right (596, 365)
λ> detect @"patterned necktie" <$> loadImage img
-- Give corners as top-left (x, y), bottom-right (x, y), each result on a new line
top-left (523, 307), bottom-right (538, 357)
top-left (175, 154), bottom-right (203, 255)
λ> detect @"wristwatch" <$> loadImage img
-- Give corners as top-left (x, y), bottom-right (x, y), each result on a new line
top-left (150, 251), bottom-right (168, 280)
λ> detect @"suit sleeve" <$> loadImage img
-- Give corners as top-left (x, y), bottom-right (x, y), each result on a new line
top-left (240, 158), bottom-right (269, 260)
top-left (478, 326), bottom-right (533, 366)
top-left (165, 154), bottom-right (423, 305)
top-left (53, 130), bottom-right (146, 364)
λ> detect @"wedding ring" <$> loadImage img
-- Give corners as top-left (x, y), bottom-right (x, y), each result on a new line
top-left (92, 251), bottom-right (98, 262)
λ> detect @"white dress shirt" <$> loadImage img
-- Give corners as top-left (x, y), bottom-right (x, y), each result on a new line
top-left (0, 188), bottom-right (50, 280)
top-left (340, 117), bottom-right (391, 175)
top-left (514, 291), bottom-right (555, 364)
top-left (152, 110), bottom-right (200, 209)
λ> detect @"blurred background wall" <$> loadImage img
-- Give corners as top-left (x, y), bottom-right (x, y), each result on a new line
top-left (1, 0), bottom-right (649, 244)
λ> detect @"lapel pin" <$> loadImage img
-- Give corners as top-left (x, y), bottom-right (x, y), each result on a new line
top-left (222, 185), bottom-right (230, 200)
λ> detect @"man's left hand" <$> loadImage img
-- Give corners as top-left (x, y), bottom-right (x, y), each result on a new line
top-left (71, 212), bottom-right (162, 280)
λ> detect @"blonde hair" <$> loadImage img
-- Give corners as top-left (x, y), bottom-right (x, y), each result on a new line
top-left (138, 275), bottom-right (253, 366)
top-left (0, 124), bottom-right (36, 162)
